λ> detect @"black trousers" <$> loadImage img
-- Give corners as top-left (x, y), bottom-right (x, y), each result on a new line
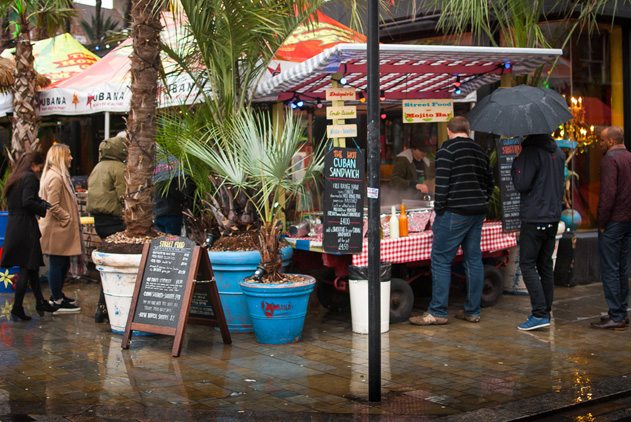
top-left (93, 214), bottom-right (125, 308)
top-left (519, 222), bottom-right (558, 319)
top-left (13, 268), bottom-right (45, 311)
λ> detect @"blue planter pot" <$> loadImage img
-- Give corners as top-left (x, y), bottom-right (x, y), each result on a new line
top-left (209, 246), bottom-right (293, 333)
top-left (240, 275), bottom-right (315, 344)
top-left (0, 211), bottom-right (19, 294)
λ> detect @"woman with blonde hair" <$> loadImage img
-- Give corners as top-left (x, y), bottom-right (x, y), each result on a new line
top-left (39, 144), bottom-right (82, 313)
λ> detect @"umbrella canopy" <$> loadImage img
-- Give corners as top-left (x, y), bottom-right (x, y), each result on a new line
top-left (467, 85), bottom-right (572, 137)
top-left (153, 147), bottom-right (182, 183)
top-left (1, 33), bottom-right (99, 85)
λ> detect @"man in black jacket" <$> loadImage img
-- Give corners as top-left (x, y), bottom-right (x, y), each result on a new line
top-left (512, 134), bottom-right (565, 331)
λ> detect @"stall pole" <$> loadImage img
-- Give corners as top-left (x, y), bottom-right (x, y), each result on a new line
top-left (366, 0), bottom-right (381, 403)
top-left (104, 111), bottom-right (111, 139)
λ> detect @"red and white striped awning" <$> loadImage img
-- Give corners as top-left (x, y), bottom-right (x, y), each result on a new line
top-left (254, 44), bottom-right (563, 102)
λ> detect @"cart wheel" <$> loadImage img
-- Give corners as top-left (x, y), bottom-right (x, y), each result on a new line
top-left (390, 278), bottom-right (414, 323)
top-left (481, 265), bottom-right (503, 307)
top-left (316, 280), bottom-right (349, 312)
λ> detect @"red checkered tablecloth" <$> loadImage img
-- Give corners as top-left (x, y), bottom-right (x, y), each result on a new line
top-left (351, 221), bottom-right (517, 266)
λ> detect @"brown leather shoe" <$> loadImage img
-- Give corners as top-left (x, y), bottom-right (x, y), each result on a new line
top-left (590, 319), bottom-right (626, 330)
top-left (409, 312), bottom-right (448, 326)
top-left (455, 309), bottom-right (480, 323)
top-left (599, 315), bottom-right (630, 325)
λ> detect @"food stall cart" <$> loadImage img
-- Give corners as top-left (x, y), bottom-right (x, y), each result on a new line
top-left (255, 43), bottom-right (560, 322)
top-left (286, 205), bottom-right (516, 322)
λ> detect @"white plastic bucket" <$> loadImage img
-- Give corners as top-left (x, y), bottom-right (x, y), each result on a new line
top-left (349, 279), bottom-right (390, 334)
top-left (92, 250), bottom-right (142, 334)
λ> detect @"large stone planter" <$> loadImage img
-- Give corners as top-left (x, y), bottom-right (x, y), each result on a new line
top-left (92, 250), bottom-right (142, 334)
top-left (209, 246), bottom-right (293, 333)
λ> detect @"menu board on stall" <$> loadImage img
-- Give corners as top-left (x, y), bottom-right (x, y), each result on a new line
top-left (495, 138), bottom-right (522, 231)
top-left (322, 147), bottom-right (365, 254)
top-left (122, 236), bottom-right (231, 357)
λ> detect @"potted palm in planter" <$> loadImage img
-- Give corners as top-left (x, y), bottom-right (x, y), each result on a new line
top-left (182, 109), bottom-right (324, 344)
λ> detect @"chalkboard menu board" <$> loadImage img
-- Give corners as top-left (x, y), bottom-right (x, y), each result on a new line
top-left (322, 147), bottom-right (365, 254)
top-left (189, 286), bottom-right (216, 319)
top-left (496, 138), bottom-right (522, 231)
top-left (133, 237), bottom-right (194, 327)
top-left (122, 236), bottom-right (231, 357)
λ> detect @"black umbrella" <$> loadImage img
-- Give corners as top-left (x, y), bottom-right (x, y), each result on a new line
top-left (467, 85), bottom-right (572, 137)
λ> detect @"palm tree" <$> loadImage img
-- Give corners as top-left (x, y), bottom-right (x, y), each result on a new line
top-left (2, 0), bottom-right (74, 158)
top-left (160, 0), bottom-right (376, 231)
top-left (80, 0), bottom-right (121, 48)
top-left (125, 0), bottom-right (380, 243)
top-left (428, 0), bottom-right (629, 49)
top-left (123, 0), bottom-right (162, 238)
top-left (183, 110), bottom-right (324, 280)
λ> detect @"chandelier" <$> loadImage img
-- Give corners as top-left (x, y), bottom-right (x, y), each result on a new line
top-left (554, 96), bottom-right (598, 153)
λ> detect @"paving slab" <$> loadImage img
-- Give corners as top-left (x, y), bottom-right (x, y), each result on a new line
top-left (1, 280), bottom-right (631, 419)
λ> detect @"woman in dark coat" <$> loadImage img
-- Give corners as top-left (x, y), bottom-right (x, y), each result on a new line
top-left (1, 152), bottom-right (57, 321)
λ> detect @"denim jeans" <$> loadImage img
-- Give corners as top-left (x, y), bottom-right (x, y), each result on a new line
top-left (599, 221), bottom-right (631, 322)
top-left (429, 211), bottom-right (485, 317)
top-left (49, 255), bottom-right (70, 301)
top-left (519, 222), bottom-right (558, 319)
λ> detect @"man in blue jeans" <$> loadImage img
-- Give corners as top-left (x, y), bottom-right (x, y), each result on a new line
top-left (512, 134), bottom-right (565, 331)
top-left (409, 116), bottom-right (494, 326)
top-left (590, 126), bottom-right (631, 330)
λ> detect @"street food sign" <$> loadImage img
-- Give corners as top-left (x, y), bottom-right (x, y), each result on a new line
top-left (122, 236), bottom-right (231, 356)
top-left (402, 99), bottom-right (454, 123)
top-left (322, 148), bottom-right (365, 254)
top-left (496, 138), bottom-right (522, 231)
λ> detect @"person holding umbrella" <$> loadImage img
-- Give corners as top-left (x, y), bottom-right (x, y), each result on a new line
top-left (468, 85), bottom-right (571, 331)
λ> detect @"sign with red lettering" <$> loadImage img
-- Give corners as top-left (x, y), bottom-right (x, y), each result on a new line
top-left (325, 87), bottom-right (356, 101)
top-left (402, 99), bottom-right (453, 123)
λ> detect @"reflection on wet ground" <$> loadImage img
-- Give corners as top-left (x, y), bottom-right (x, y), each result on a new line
top-left (1, 280), bottom-right (631, 420)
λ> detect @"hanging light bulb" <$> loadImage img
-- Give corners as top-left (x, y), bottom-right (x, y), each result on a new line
top-left (296, 98), bottom-right (304, 108)
top-left (380, 90), bottom-right (386, 101)
top-left (380, 113), bottom-right (387, 120)
top-left (359, 92), bottom-right (366, 103)
top-left (339, 76), bottom-right (348, 85)
top-left (316, 98), bottom-right (323, 109)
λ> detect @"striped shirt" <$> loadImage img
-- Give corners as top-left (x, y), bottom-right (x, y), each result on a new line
top-left (434, 136), bottom-right (494, 215)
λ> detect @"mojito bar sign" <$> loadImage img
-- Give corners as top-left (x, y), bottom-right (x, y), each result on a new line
top-left (402, 99), bottom-right (453, 123)
top-left (322, 147), bottom-right (365, 254)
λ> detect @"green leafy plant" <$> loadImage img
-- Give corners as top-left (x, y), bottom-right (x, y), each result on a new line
top-left (177, 109), bottom-right (324, 281)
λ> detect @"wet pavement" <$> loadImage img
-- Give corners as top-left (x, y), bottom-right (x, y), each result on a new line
top-left (1, 279), bottom-right (631, 420)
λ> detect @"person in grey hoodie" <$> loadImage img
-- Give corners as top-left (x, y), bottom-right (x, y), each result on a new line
top-left (512, 134), bottom-right (565, 331)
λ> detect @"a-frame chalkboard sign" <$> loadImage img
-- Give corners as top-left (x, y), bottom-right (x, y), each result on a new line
top-left (121, 236), bottom-right (231, 357)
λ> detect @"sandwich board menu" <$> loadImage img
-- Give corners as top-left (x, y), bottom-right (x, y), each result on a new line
top-left (496, 138), bottom-right (522, 231)
top-left (122, 236), bottom-right (231, 357)
top-left (322, 147), bottom-right (365, 254)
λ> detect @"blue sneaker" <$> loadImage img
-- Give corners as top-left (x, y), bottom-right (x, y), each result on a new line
top-left (517, 315), bottom-right (550, 331)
